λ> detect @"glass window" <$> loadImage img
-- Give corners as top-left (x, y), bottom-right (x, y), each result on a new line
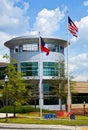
top-left (59, 62), bottom-right (65, 77)
top-left (43, 62), bottom-right (59, 76)
top-left (60, 46), bottom-right (64, 54)
top-left (72, 93), bottom-right (88, 104)
top-left (55, 45), bottom-right (60, 52)
top-left (44, 96), bottom-right (59, 105)
top-left (20, 62), bottom-right (38, 76)
top-left (48, 44), bottom-right (56, 52)
top-left (19, 45), bottom-right (23, 52)
top-left (23, 43), bottom-right (38, 52)
top-left (46, 43), bottom-right (64, 53)
top-left (10, 48), bottom-right (14, 53)
top-left (14, 43), bottom-right (64, 53)
top-left (43, 83), bottom-right (49, 94)
top-left (14, 46), bottom-right (19, 52)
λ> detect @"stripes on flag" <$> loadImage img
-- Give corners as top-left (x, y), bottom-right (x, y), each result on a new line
top-left (68, 16), bottom-right (78, 37)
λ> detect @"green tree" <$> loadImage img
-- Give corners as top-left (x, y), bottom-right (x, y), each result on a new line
top-left (26, 77), bottom-right (39, 109)
top-left (50, 61), bottom-right (75, 111)
top-left (49, 77), bottom-right (67, 110)
top-left (2, 54), bottom-right (32, 117)
top-left (0, 81), bottom-right (5, 107)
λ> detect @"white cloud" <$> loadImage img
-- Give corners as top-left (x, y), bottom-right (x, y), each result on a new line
top-left (30, 8), bottom-right (64, 36)
top-left (68, 16), bottom-right (88, 81)
top-left (70, 16), bottom-right (88, 57)
top-left (0, 32), bottom-right (12, 61)
top-left (0, 0), bottom-right (65, 36)
top-left (71, 16), bottom-right (88, 43)
top-left (83, 1), bottom-right (88, 6)
top-left (70, 53), bottom-right (88, 70)
top-left (69, 53), bottom-right (88, 81)
top-left (0, 0), bottom-right (30, 35)
top-left (0, 0), bottom-right (30, 62)
top-left (0, 55), bottom-right (9, 63)
top-left (73, 75), bottom-right (88, 81)
top-left (72, 16), bottom-right (88, 42)
top-left (0, 32), bottom-right (12, 50)
top-left (78, 16), bottom-right (88, 42)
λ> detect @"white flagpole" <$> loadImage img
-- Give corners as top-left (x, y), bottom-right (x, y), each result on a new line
top-left (66, 11), bottom-right (71, 120)
top-left (39, 32), bottom-right (43, 120)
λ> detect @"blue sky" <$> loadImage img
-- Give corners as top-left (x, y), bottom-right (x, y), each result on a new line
top-left (0, 0), bottom-right (88, 81)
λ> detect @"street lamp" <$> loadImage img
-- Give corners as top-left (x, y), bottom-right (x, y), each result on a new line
top-left (5, 75), bottom-right (9, 123)
top-left (83, 101), bottom-right (86, 116)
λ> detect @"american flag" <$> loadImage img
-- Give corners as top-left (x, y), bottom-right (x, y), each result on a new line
top-left (68, 16), bottom-right (78, 37)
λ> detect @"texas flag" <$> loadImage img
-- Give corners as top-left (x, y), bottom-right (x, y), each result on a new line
top-left (40, 37), bottom-right (50, 55)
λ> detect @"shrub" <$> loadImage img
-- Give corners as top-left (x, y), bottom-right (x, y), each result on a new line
top-left (0, 105), bottom-right (40, 113)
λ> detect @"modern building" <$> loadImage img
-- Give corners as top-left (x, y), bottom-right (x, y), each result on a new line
top-left (0, 65), bottom-right (88, 112)
top-left (71, 81), bottom-right (88, 115)
top-left (4, 36), bottom-right (67, 110)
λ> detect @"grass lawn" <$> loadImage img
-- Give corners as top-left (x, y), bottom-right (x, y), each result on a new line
top-left (0, 106), bottom-right (88, 125)
top-left (0, 113), bottom-right (88, 125)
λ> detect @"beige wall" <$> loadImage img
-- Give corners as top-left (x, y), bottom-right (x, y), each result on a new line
top-left (72, 104), bottom-right (88, 108)
top-left (73, 82), bottom-right (88, 93)
top-left (71, 82), bottom-right (88, 110)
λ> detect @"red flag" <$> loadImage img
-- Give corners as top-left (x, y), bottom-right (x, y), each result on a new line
top-left (40, 37), bottom-right (50, 55)
top-left (68, 16), bottom-right (78, 37)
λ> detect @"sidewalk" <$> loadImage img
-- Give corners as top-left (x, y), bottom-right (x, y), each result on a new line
top-left (0, 123), bottom-right (88, 130)
top-left (0, 123), bottom-right (84, 130)
top-left (0, 113), bottom-right (13, 118)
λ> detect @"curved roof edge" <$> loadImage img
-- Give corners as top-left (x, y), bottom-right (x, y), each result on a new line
top-left (4, 35), bottom-right (67, 48)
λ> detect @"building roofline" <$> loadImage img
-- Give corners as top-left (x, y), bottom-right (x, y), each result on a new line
top-left (74, 81), bottom-right (88, 83)
top-left (4, 36), bottom-right (67, 48)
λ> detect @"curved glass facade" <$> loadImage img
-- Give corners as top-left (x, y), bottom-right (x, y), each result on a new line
top-left (20, 62), bottom-right (59, 77)
top-left (4, 36), bottom-right (67, 109)
top-left (12, 43), bottom-right (64, 54)
top-left (47, 43), bottom-right (64, 53)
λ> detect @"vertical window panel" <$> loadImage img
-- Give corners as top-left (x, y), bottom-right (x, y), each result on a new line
top-left (43, 62), bottom-right (59, 76)
top-left (20, 62), bottom-right (38, 76)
